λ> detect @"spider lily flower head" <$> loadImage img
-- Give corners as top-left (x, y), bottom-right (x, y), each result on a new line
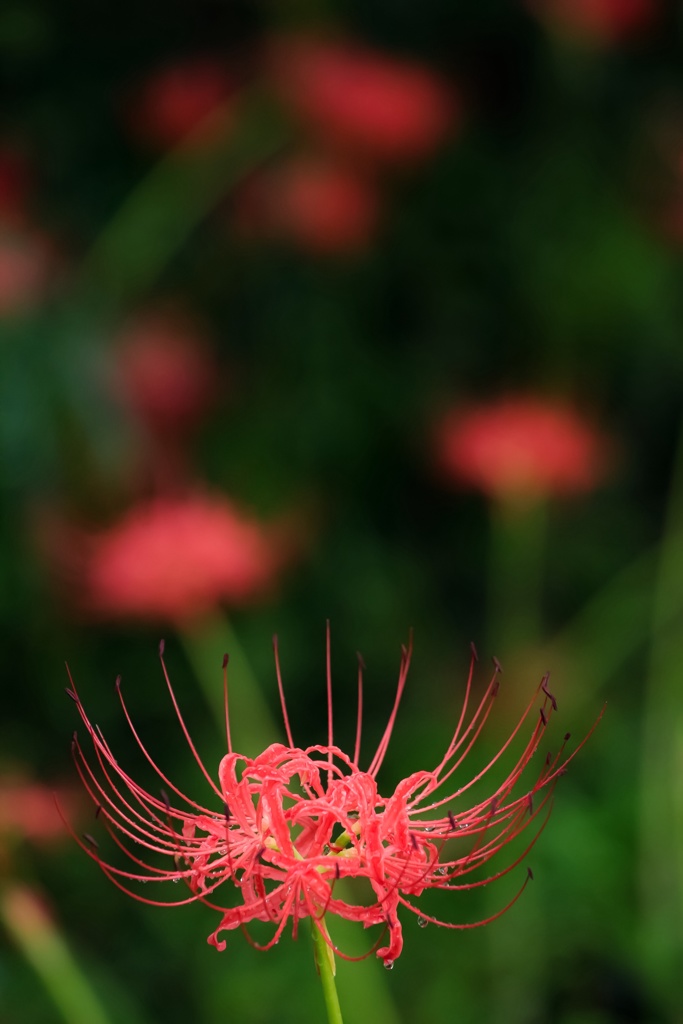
top-left (268, 34), bottom-right (458, 166)
top-left (434, 395), bottom-right (610, 506)
top-left (61, 493), bottom-right (293, 625)
top-left (64, 630), bottom-right (598, 966)
top-left (126, 57), bottom-right (238, 150)
top-left (235, 153), bottom-right (381, 254)
top-left (112, 307), bottom-right (219, 439)
top-left (526, 0), bottom-right (658, 46)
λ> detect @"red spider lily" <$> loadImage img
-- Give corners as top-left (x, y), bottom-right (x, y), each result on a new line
top-left (434, 396), bottom-right (610, 504)
top-left (126, 58), bottom-right (237, 150)
top-left (112, 307), bottom-right (218, 437)
top-left (268, 35), bottom-right (457, 165)
top-left (64, 630), bottom-right (598, 966)
top-left (235, 154), bottom-right (381, 254)
top-left (527, 0), bottom-right (658, 46)
top-left (61, 494), bottom-right (291, 625)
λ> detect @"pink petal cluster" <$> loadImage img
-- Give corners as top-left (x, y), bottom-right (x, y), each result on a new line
top-left (127, 58), bottom-right (236, 149)
top-left (112, 308), bottom-right (218, 437)
top-left (527, 0), bottom-right (658, 45)
top-left (0, 774), bottom-right (82, 846)
top-left (435, 396), bottom-right (608, 503)
top-left (77, 494), bottom-right (287, 624)
top-left (65, 630), bottom-right (596, 965)
top-left (268, 35), bottom-right (457, 165)
top-left (236, 154), bottom-right (381, 254)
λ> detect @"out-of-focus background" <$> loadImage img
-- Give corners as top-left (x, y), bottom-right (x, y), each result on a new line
top-left (1, 1), bottom-right (682, 1021)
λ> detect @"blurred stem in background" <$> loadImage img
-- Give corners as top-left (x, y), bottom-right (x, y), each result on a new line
top-left (639, 416), bottom-right (683, 1012)
top-left (1, 883), bottom-right (115, 1024)
top-left (487, 498), bottom-right (548, 661)
top-left (75, 92), bottom-right (289, 309)
top-left (484, 496), bottom-right (549, 1023)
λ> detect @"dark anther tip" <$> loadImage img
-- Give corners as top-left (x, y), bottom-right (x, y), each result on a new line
top-left (335, 863), bottom-right (340, 879)
top-left (539, 707), bottom-right (548, 726)
top-left (64, 687), bottom-right (79, 703)
top-left (115, 675), bottom-right (122, 691)
top-left (83, 833), bottom-right (99, 850)
top-left (223, 801), bottom-right (231, 821)
top-left (564, 732), bottom-right (571, 742)
top-left (95, 805), bottom-right (102, 819)
top-left (492, 656), bottom-right (503, 674)
top-left (356, 651), bottom-right (366, 669)
top-left (448, 810), bottom-right (457, 831)
top-left (491, 680), bottom-right (500, 698)
top-left (222, 653), bottom-right (229, 669)
top-left (527, 866), bottom-right (534, 881)
top-left (160, 788), bottom-right (171, 811)
top-left (469, 641), bottom-right (479, 662)
top-left (158, 639), bottom-right (165, 657)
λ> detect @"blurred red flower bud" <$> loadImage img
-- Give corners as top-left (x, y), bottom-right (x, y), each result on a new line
top-left (268, 35), bottom-right (457, 164)
top-left (0, 229), bottom-right (55, 315)
top-left (55, 493), bottom-right (294, 625)
top-left (528, 0), bottom-right (659, 45)
top-left (112, 308), bottom-right (218, 437)
top-left (434, 396), bottom-right (610, 503)
top-left (236, 154), bottom-right (381, 253)
top-left (127, 58), bottom-right (237, 149)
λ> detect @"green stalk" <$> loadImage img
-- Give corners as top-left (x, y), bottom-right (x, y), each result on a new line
top-left (1, 884), bottom-right (114, 1024)
top-left (484, 496), bottom-right (548, 1024)
top-left (311, 918), bottom-right (344, 1024)
top-left (638, 419), bottom-right (683, 1004)
top-left (75, 92), bottom-right (288, 307)
top-left (487, 497), bottom-right (548, 660)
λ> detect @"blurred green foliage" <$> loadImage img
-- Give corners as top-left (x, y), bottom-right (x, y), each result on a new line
top-left (0, 1), bottom-right (682, 1022)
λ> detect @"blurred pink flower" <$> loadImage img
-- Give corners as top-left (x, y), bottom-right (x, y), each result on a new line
top-left (0, 229), bottom-right (54, 315)
top-left (0, 147), bottom-right (31, 227)
top-left (0, 774), bottom-right (82, 847)
top-left (66, 632), bottom-right (596, 964)
top-left (112, 308), bottom-right (218, 438)
top-left (434, 396), bottom-right (609, 502)
top-left (236, 154), bottom-right (381, 253)
top-left (127, 58), bottom-right (237, 149)
top-left (61, 494), bottom-right (292, 624)
top-left (528, 0), bottom-right (658, 45)
top-left (268, 35), bottom-right (457, 164)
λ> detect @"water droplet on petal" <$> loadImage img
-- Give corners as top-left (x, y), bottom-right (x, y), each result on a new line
top-left (417, 917), bottom-right (428, 928)
top-left (384, 960), bottom-right (394, 970)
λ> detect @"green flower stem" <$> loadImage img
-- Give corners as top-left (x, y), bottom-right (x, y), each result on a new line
top-left (487, 497), bottom-right (549, 660)
top-left (484, 496), bottom-right (548, 1024)
top-left (638, 419), bottom-right (683, 1003)
top-left (1, 883), bottom-right (114, 1024)
top-left (75, 92), bottom-right (289, 307)
top-left (179, 611), bottom-right (280, 754)
top-left (311, 918), bottom-right (344, 1024)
